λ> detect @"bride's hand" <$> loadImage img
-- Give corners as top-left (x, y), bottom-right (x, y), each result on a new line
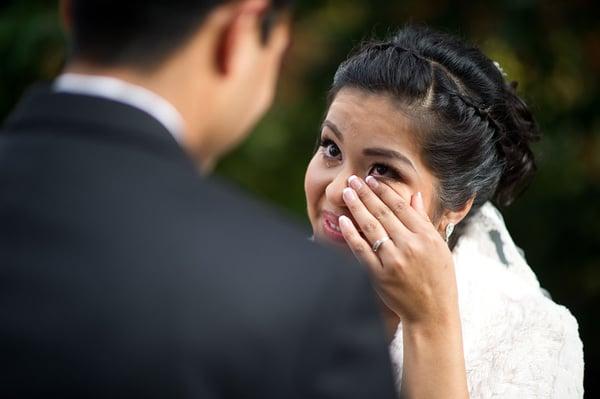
top-left (340, 175), bottom-right (469, 399)
top-left (339, 175), bottom-right (459, 328)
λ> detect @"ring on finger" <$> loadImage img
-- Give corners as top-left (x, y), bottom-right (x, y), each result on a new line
top-left (372, 236), bottom-right (391, 253)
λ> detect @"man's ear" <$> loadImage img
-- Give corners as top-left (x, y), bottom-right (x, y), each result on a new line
top-left (214, 0), bottom-right (269, 75)
top-left (59, 0), bottom-right (73, 33)
top-left (439, 196), bottom-right (475, 232)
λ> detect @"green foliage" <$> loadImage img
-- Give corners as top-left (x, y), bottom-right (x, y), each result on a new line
top-left (0, 2), bottom-right (65, 114)
top-left (1, 0), bottom-right (598, 393)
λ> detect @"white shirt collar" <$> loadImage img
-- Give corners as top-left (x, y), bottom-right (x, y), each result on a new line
top-left (53, 73), bottom-right (186, 145)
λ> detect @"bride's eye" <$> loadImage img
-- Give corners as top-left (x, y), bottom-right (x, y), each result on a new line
top-left (369, 163), bottom-right (400, 179)
top-left (320, 139), bottom-right (341, 159)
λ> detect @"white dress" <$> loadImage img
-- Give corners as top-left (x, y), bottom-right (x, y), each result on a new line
top-left (389, 203), bottom-right (584, 398)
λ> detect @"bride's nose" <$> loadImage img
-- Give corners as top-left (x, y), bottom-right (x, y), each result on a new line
top-left (325, 169), bottom-right (354, 209)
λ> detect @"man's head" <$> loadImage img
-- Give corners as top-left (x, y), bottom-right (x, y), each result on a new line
top-left (61, 0), bottom-right (293, 170)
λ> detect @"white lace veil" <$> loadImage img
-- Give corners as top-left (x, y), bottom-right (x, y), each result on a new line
top-left (453, 202), bottom-right (549, 298)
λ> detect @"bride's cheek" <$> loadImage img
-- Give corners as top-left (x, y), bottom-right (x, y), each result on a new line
top-left (304, 158), bottom-right (319, 192)
top-left (304, 163), bottom-right (324, 208)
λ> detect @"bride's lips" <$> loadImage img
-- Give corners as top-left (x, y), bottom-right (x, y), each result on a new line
top-left (321, 210), bottom-right (348, 244)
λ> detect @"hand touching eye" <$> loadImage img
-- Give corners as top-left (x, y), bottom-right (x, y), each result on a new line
top-left (338, 175), bottom-right (469, 399)
top-left (338, 175), bottom-right (458, 327)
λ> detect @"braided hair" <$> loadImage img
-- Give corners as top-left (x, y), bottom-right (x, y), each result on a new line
top-left (329, 26), bottom-right (540, 245)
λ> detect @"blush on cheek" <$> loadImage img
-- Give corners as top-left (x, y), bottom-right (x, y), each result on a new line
top-left (304, 161), bottom-right (318, 220)
top-left (304, 157), bottom-right (327, 227)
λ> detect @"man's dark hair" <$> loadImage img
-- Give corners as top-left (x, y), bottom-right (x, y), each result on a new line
top-left (70, 0), bottom-right (293, 70)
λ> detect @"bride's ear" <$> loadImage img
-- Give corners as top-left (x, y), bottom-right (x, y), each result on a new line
top-left (439, 196), bottom-right (475, 232)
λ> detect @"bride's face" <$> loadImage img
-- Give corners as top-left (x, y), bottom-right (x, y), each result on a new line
top-left (305, 88), bottom-right (440, 248)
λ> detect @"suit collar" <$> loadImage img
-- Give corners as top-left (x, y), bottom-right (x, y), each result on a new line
top-left (3, 84), bottom-right (192, 163)
top-left (54, 73), bottom-right (186, 145)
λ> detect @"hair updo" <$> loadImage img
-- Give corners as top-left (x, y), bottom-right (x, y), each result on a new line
top-left (329, 25), bottom-right (540, 242)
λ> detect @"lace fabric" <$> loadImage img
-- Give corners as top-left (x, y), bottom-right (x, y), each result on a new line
top-left (389, 202), bottom-right (584, 398)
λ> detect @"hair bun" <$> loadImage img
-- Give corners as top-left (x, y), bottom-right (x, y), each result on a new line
top-left (493, 83), bottom-right (541, 206)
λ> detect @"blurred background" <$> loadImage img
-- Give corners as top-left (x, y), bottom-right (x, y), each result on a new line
top-left (1, 0), bottom-right (598, 395)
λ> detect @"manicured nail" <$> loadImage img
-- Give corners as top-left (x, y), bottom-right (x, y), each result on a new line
top-left (416, 192), bottom-right (424, 207)
top-left (339, 215), bottom-right (352, 230)
top-left (416, 191), bottom-right (422, 201)
top-left (348, 175), bottom-right (362, 190)
top-left (343, 187), bottom-right (357, 202)
top-left (365, 175), bottom-right (379, 189)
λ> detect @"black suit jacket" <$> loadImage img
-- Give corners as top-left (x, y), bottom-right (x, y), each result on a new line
top-left (0, 87), bottom-right (397, 398)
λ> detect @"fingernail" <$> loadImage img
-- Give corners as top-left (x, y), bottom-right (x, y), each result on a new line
top-left (343, 187), bottom-right (357, 202)
top-left (339, 215), bottom-right (352, 229)
top-left (416, 191), bottom-right (423, 206)
top-left (348, 175), bottom-right (362, 190)
top-left (365, 175), bottom-right (379, 189)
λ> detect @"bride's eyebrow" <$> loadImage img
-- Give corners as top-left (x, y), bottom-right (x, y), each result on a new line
top-left (363, 148), bottom-right (418, 174)
top-left (322, 120), bottom-right (344, 142)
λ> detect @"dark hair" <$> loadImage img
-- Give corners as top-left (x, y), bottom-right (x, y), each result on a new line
top-left (329, 26), bottom-right (540, 243)
top-left (70, 0), bottom-right (293, 70)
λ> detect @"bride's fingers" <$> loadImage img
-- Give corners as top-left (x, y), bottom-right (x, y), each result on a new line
top-left (346, 176), bottom-right (411, 240)
top-left (365, 176), bottom-right (428, 233)
top-left (410, 192), bottom-right (431, 223)
top-left (338, 215), bottom-right (382, 272)
top-left (342, 186), bottom-right (392, 246)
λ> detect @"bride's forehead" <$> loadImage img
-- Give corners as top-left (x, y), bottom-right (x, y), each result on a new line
top-left (327, 92), bottom-right (416, 143)
top-left (330, 89), bottom-right (397, 114)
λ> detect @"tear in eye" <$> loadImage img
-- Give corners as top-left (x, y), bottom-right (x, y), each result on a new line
top-left (371, 164), bottom-right (389, 176)
top-left (320, 139), bottom-right (341, 158)
top-left (368, 164), bottom-right (401, 180)
top-left (327, 143), bottom-right (341, 157)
